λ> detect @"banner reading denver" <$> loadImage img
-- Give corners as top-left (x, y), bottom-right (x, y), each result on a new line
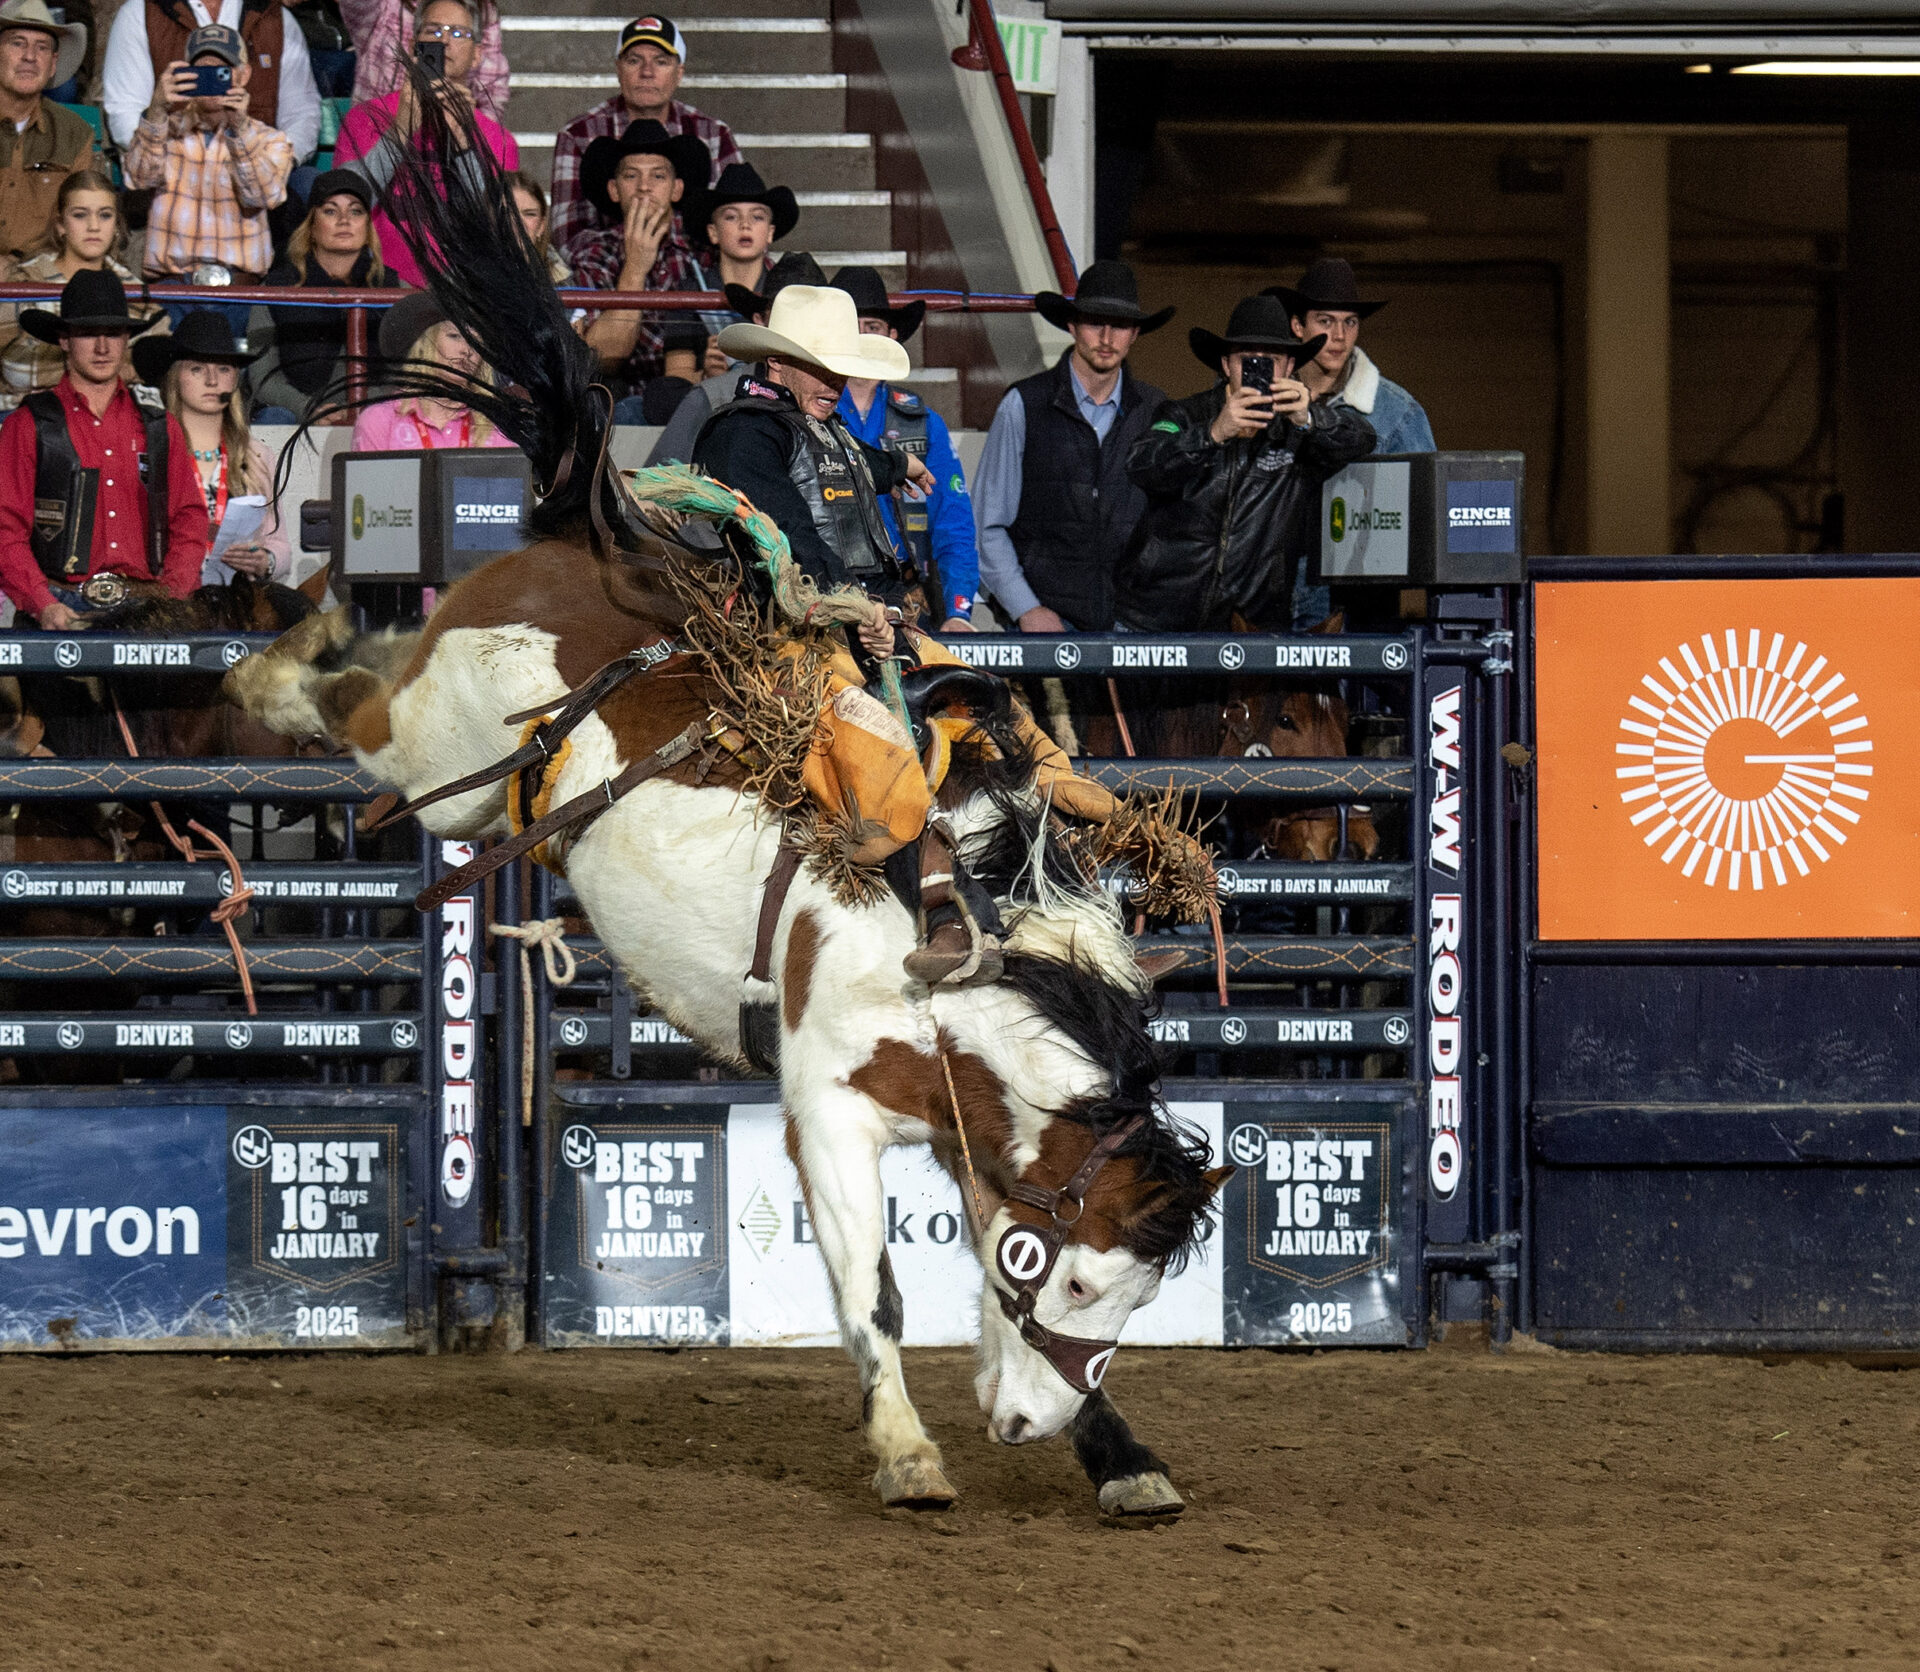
top-left (1536, 578), bottom-right (1920, 939)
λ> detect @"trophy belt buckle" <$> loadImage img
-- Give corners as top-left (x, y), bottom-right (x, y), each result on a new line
top-left (79, 574), bottom-right (129, 609)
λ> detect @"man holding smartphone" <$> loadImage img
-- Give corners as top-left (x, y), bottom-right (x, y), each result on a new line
top-left (1115, 293), bottom-right (1374, 633)
top-left (123, 22), bottom-right (292, 336)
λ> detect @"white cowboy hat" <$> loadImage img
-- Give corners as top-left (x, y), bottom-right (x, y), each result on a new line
top-left (717, 284), bottom-right (910, 381)
top-left (0, 0), bottom-right (87, 91)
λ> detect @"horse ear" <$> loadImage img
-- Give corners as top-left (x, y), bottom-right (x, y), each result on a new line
top-left (1202, 1165), bottom-right (1235, 1197)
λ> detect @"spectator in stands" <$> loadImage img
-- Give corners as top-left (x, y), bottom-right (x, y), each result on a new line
top-left (689, 162), bottom-right (794, 379)
top-left (1269, 259), bottom-right (1433, 454)
top-left (123, 23), bottom-right (294, 337)
top-left (506, 169), bottom-right (571, 285)
top-left (551, 15), bottom-right (741, 265)
top-left (572, 119), bottom-right (708, 409)
top-left (1117, 294), bottom-right (1374, 633)
top-left (0, 269), bottom-right (207, 627)
top-left (1268, 258), bottom-right (1432, 626)
top-left (644, 249), bottom-right (820, 463)
top-left (351, 288), bottom-right (514, 451)
top-left (0, 169), bottom-right (143, 410)
top-left (0, 0), bottom-right (98, 260)
top-left (974, 259), bottom-right (1170, 633)
top-left (340, 0), bottom-right (505, 118)
top-left (253, 168), bottom-right (397, 423)
top-left (830, 265), bottom-right (974, 632)
top-left (104, 0), bottom-right (321, 166)
top-left (333, 0), bottom-right (517, 290)
top-left (135, 307), bottom-right (288, 582)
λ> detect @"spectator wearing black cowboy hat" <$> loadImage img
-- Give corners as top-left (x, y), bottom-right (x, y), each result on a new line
top-left (1116, 293), bottom-right (1374, 635)
top-left (644, 248), bottom-right (823, 464)
top-left (689, 161), bottom-right (799, 380)
top-left (571, 117), bottom-right (712, 409)
top-left (974, 259), bottom-right (1171, 634)
top-left (829, 264), bottom-right (975, 632)
top-left (1267, 258), bottom-right (1433, 456)
top-left (134, 307), bottom-right (288, 584)
top-left (1266, 257), bottom-right (1432, 627)
top-left (0, 267), bottom-right (208, 628)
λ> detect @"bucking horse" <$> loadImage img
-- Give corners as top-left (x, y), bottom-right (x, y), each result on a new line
top-left (225, 82), bottom-right (1230, 1518)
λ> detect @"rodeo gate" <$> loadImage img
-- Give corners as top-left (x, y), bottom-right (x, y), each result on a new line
top-left (5, 559), bottom-right (1910, 1356)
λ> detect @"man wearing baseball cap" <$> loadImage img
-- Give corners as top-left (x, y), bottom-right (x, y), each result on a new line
top-left (123, 22), bottom-right (294, 339)
top-left (102, 0), bottom-right (321, 163)
top-left (550, 14), bottom-right (744, 267)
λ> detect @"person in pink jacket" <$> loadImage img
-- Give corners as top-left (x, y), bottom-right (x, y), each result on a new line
top-left (339, 0), bottom-right (508, 118)
top-left (332, 0), bottom-right (518, 288)
top-left (352, 290), bottom-right (518, 453)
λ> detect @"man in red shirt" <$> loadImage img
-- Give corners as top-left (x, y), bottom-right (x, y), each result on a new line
top-left (0, 268), bottom-right (208, 628)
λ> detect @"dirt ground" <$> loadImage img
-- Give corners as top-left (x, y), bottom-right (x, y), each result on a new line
top-left (2, 1341), bottom-right (1918, 1671)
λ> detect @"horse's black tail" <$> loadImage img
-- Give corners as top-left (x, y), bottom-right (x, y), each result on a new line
top-left (299, 59), bottom-right (608, 538)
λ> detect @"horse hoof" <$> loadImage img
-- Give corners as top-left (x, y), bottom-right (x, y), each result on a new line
top-left (1098, 1472), bottom-right (1184, 1519)
top-left (875, 1456), bottom-right (958, 1509)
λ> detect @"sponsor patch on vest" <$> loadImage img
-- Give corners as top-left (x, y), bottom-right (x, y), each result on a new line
top-left (740, 378), bottom-right (780, 401)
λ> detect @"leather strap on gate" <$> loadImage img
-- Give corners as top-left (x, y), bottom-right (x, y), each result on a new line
top-left (415, 720), bottom-right (707, 913)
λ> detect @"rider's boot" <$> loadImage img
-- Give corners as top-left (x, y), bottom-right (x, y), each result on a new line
top-left (903, 822), bottom-right (1003, 989)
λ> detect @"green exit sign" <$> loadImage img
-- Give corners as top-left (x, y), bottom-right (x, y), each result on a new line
top-left (995, 13), bottom-right (1060, 95)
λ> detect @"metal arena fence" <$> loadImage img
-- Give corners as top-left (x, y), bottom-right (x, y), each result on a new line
top-left (0, 615), bottom-right (1515, 1353)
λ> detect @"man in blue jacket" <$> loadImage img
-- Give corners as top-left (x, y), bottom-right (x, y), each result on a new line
top-left (830, 265), bottom-right (976, 631)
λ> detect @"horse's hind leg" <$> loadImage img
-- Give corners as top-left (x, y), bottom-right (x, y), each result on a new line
top-left (1070, 1390), bottom-right (1185, 1518)
top-left (784, 1105), bottom-right (957, 1509)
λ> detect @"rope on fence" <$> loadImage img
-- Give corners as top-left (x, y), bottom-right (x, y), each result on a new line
top-left (491, 917), bottom-right (577, 1128)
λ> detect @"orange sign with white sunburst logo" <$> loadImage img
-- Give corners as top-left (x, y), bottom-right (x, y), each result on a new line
top-left (1534, 577), bottom-right (1920, 940)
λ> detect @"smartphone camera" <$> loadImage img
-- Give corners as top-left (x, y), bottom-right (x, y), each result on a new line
top-left (188, 63), bottom-right (233, 97)
top-left (1240, 353), bottom-right (1274, 395)
top-left (416, 39), bottom-right (447, 76)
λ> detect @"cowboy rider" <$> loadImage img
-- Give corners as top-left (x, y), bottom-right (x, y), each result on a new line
top-left (692, 282), bottom-right (1008, 989)
top-left (0, 267), bottom-right (207, 628)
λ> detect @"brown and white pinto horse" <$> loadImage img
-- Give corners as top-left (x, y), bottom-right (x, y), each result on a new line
top-left (233, 537), bottom-right (1227, 1514)
top-left (224, 87), bottom-right (1232, 1514)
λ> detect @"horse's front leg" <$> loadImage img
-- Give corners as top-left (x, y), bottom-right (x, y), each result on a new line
top-left (786, 1102), bottom-right (957, 1508)
top-left (1070, 1389), bottom-right (1185, 1518)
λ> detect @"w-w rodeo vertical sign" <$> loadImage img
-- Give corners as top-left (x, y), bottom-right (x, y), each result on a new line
top-left (430, 840), bottom-right (485, 1257)
top-left (1419, 659), bottom-right (1473, 1242)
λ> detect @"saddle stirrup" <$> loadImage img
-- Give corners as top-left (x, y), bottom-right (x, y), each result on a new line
top-left (903, 822), bottom-right (1002, 990)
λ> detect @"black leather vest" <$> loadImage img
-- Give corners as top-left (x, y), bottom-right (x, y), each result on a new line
top-left (1005, 353), bottom-right (1161, 631)
top-left (708, 374), bottom-right (901, 586)
top-left (25, 390), bottom-right (170, 582)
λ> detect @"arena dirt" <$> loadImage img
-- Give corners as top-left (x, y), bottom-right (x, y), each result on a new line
top-left (3, 1340), bottom-right (1918, 1670)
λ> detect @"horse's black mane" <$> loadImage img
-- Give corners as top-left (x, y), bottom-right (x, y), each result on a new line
top-left (287, 60), bottom-right (610, 540)
top-left (958, 766), bottom-right (1219, 1273)
top-left (998, 949), bottom-right (1218, 1272)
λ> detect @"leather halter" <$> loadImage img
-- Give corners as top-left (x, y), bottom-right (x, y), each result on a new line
top-left (991, 1115), bottom-right (1145, 1395)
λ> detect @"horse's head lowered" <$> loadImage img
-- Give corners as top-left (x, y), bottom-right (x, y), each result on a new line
top-left (960, 949), bottom-right (1231, 1443)
top-left (975, 1110), bottom-right (1228, 1442)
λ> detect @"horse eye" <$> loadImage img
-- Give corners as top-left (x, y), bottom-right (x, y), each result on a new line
top-left (1276, 714), bottom-right (1298, 730)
